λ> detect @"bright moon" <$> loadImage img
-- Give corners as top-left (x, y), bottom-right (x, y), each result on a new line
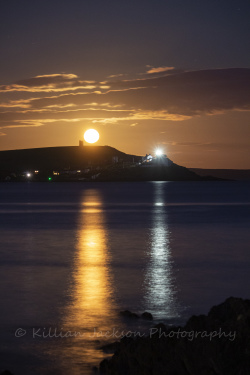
top-left (84, 129), bottom-right (99, 144)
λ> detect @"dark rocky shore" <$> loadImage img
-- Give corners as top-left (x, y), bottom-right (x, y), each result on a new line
top-left (99, 297), bottom-right (250, 375)
top-left (1, 297), bottom-right (249, 375)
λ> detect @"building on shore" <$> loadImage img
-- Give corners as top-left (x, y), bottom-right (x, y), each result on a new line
top-left (141, 153), bottom-right (173, 167)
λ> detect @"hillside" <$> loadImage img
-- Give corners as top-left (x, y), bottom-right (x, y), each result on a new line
top-left (0, 145), bottom-right (140, 172)
top-left (96, 163), bottom-right (207, 181)
top-left (0, 146), bottom-right (218, 181)
top-left (189, 168), bottom-right (250, 181)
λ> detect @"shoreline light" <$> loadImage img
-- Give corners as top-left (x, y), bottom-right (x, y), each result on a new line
top-left (155, 149), bottom-right (163, 157)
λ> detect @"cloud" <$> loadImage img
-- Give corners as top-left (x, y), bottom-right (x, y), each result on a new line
top-left (0, 108), bottom-right (132, 122)
top-left (0, 73), bottom-right (98, 93)
top-left (163, 140), bottom-right (250, 152)
top-left (1, 68), bottom-right (250, 129)
top-left (146, 66), bottom-right (175, 74)
top-left (104, 68), bottom-right (250, 115)
top-left (35, 74), bottom-right (78, 79)
top-left (108, 73), bottom-right (128, 78)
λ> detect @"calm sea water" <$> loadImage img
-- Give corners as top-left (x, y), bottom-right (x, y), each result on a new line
top-left (0, 181), bottom-right (250, 374)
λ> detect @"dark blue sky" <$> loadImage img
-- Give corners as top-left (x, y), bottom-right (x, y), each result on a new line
top-left (1, 0), bottom-right (250, 82)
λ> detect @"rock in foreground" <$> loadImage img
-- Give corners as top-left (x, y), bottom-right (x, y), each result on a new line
top-left (100, 297), bottom-right (250, 375)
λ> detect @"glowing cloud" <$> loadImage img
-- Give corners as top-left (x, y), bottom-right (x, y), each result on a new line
top-left (146, 66), bottom-right (175, 74)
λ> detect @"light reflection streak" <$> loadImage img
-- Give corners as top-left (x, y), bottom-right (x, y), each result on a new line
top-left (58, 189), bottom-right (117, 372)
top-left (64, 189), bottom-right (115, 330)
top-left (144, 182), bottom-right (180, 319)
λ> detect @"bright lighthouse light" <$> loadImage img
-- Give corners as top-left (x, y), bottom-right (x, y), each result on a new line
top-left (84, 129), bottom-right (99, 144)
top-left (155, 149), bottom-right (163, 157)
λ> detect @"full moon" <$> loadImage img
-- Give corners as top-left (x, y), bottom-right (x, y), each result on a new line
top-left (84, 129), bottom-right (99, 144)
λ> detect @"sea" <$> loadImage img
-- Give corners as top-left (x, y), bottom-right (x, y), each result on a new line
top-left (0, 181), bottom-right (250, 374)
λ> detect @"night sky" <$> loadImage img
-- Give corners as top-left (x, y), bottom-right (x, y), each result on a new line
top-left (1, 0), bottom-right (250, 168)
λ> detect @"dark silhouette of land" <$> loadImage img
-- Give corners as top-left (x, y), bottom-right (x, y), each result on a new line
top-left (96, 163), bottom-right (207, 181)
top-left (99, 297), bottom-right (250, 375)
top-left (189, 168), bottom-right (250, 181)
top-left (0, 145), bottom-right (139, 171)
top-left (0, 146), bottom-right (221, 181)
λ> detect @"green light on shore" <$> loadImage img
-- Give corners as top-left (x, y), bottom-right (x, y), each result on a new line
top-left (48, 177), bottom-right (52, 181)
